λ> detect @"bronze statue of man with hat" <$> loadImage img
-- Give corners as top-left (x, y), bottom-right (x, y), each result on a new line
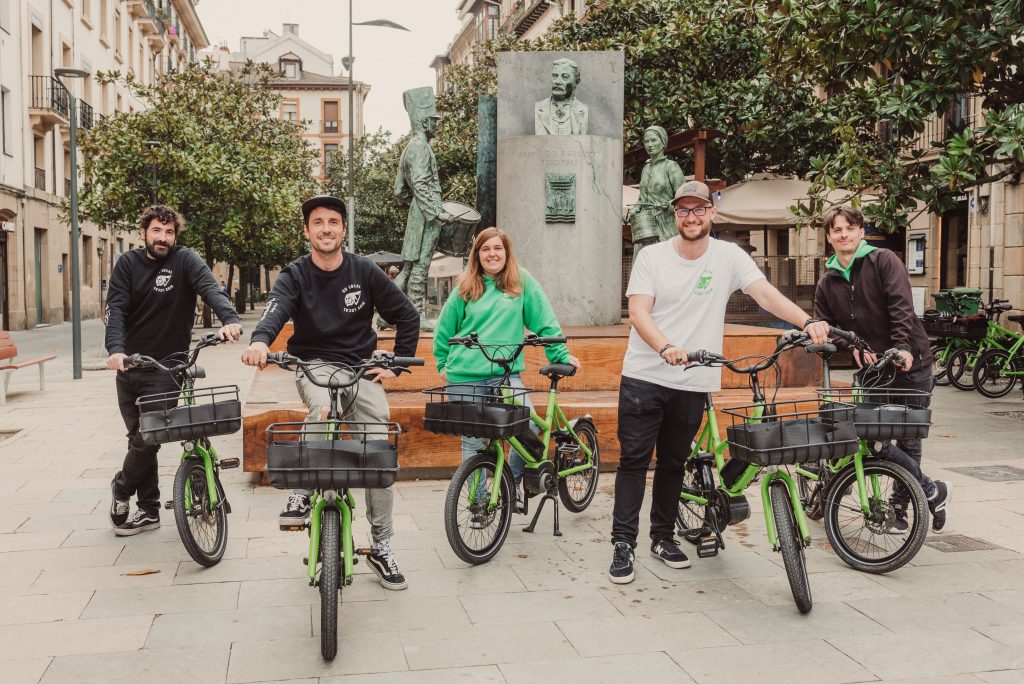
top-left (386, 86), bottom-right (454, 330)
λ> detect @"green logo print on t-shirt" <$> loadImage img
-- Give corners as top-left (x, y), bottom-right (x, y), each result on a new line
top-left (695, 268), bottom-right (713, 295)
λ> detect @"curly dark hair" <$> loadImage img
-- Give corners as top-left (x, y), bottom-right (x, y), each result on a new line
top-left (136, 205), bottom-right (184, 234)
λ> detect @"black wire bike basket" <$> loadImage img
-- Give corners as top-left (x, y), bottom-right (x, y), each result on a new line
top-left (722, 400), bottom-right (860, 466)
top-left (137, 385), bottom-right (242, 445)
top-left (815, 387), bottom-right (931, 441)
top-left (920, 313), bottom-right (986, 340)
top-left (265, 421), bottom-right (401, 490)
top-left (422, 385), bottom-right (533, 439)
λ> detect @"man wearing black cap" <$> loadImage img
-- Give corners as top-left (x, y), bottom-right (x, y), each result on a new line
top-left (608, 181), bottom-right (831, 584)
top-left (242, 195), bottom-right (420, 590)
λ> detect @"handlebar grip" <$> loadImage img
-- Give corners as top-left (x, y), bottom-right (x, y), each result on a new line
top-left (267, 351), bottom-right (297, 365)
top-left (448, 336), bottom-right (471, 345)
top-left (685, 350), bottom-right (708, 364)
top-left (534, 336), bottom-right (567, 344)
top-left (393, 357), bottom-right (424, 367)
top-left (828, 326), bottom-right (858, 343)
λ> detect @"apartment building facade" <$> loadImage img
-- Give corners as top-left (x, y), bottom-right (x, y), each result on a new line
top-left (0, 0), bottom-right (208, 330)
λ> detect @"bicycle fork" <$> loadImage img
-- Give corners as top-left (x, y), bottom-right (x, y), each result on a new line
top-left (306, 491), bottom-right (357, 588)
top-left (761, 470), bottom-right (811, 550)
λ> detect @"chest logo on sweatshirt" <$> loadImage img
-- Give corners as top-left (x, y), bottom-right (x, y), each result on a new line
top-left (153, 268), bottom-right (174, 293)
top-left (342, 284), bottom-right (365, 313)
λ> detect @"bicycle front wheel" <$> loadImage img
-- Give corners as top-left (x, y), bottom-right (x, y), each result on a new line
top-left (973, 349), bottom-right (1018, 398)
top-left (319, 508), bottom-right (340, 661)
top-left (946, 347), bottom-right (978, 391)
top-left (557, 420), bottom-right (600, 513)
top-left (822, 460), bottom-right (929, 574)
top-left (769, 482), bottom-right (812, 614)
top-left (173, 457), bottom-right (228, 567)
top-left (444, 452), bottom-right (514, 565)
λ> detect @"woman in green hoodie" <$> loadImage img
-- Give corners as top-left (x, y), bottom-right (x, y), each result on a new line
top-left (433, 227), bottom-right (580, 495)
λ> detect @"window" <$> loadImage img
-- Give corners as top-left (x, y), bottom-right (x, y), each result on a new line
top-left (83, 235), bottom-right (94, 286)
top-left (282, 101), bottom-right (299, 122)
top-left (114, 10), bottom-right (122, 55)
top-left (283, 62), bottom-right (299, 79)
top-left (99, 0), bottom-right (108, 40)
top-left (82, 0), bottom-right (91, 18)
top-left (322, 100), bottom-right (339, 133)
top-left (324, 143), bottom-right (339, 172)
top-left (127, 26), bottom-right (134, 71)
top-left (1, 88), bottom-right (10, 155)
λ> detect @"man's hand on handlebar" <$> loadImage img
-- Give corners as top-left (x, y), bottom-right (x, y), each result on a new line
top-left (241, 341), bottom-right (270, 369)
top-left (853, 348), bottom-right (878, 368)
top-left (895, 350), bottom-right (913, 371)
top-left (218, 323), bottom-right (243, 342)
top-left (660, 345), bottom-right (689, 366)
top-left (106, 352), bottom-right (128, 372)
top-left (803, 320), bottom-right (830, 345)
top-left (365, 367), bottom-right (397, 383)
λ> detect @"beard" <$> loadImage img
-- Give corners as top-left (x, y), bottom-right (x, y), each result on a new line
top-left (679, 223), bottom-right (712, 242)
top-left (312, 237), bottom-right (342, 257)
top-left (144, 241), bottom-right (171, 259)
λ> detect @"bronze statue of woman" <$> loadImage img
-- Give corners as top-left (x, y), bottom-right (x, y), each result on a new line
top-left (625, 126), bottom-right (685, 254)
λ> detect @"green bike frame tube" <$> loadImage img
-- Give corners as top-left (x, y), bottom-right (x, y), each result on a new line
top-left (181, 442), bottom-right (219, 511)
top-left (307, 495), bottom-right (325, 581)
top-left (341, 496), bottom-right (354, 582)
top-left (502, 387), bottom-right (595, 478)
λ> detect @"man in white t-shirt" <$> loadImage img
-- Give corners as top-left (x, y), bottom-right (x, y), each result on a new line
top-left (608, 180), bottom-right (831, 585)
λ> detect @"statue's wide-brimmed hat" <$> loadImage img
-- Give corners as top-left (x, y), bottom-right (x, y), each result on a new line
top-left (403, 87), bottom-right (440, 122)
top-left (301, 195), bottom-right (347, 223)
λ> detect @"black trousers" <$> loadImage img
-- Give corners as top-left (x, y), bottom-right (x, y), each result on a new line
top-left (611, 375), bottom-right (706, 547)
top-left (114, 370), bottom-right (179, 515)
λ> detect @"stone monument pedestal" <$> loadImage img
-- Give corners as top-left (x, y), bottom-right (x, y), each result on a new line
top-left (497, 134), bottom-right (622, 326)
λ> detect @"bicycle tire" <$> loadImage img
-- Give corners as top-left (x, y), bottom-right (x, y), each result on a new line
top-left (931, 342), bottom-right (951, 386)
top-left (319, 507), bottom-right (340, 661)
top-left (946, 346), bottom-right (978, 391)
top-left (822, 460), bottom-right (929, 574)
top-left (557, 420), bottom-right (600, 513)
top-left (173, 457), bottom-right (228, 567)
top-left (769, 482), bottom-right (812, 614)
top-left (444, 452), bottom-right (514, 565)
top-left (676, 467), bottom-right (713, 543)
top-left (973, 349), bottom-right (1018, 399)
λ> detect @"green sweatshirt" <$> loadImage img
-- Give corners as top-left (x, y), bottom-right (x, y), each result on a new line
top-left (434, 267), bottom-right (570, 383)
top-left (825, 240), bottom-right (877, 282)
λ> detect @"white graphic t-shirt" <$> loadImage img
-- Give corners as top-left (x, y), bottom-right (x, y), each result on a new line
top-left (623, 238), bottom-right (766, 392)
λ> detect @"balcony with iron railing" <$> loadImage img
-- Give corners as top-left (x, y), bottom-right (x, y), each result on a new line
top-left (134, 0), bottom-right (165, 35)
top-left (908, 94), bottom-right (976, 159)
top-left (28, 76), bottom-right (70, 134)
top-left (64, 178), bottom-right (72, 196)
top-left (321, 120), bottom-right (340, 134)
top-left (34, 168), bottom-right (46, 191)
top-left (79, 101), bottom-right (95, 130)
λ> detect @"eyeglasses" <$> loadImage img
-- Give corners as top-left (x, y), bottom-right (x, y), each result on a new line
top-left (674, 206), bottom-right (710, 217)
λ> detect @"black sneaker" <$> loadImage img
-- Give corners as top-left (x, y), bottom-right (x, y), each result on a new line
top-left (278, 492), bottom-right (311, 526)
top-left (114, 509), bottom-right (160, 536)
top-left (608, 541), bottom-right (635, 584)
top-left (366, 539), bottom-right (407, 590)
top-left (929, 481), bottom-right (952, 532)
top-left (651, 537), bottom-right (691, 569)
top-left (110, 478), bottom-right (129, 528)
top-left (888, 498), bottom-right (910, 534)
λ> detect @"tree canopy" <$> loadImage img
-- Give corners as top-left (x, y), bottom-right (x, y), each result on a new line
top-left (76, 60), bottom-right (318, 269)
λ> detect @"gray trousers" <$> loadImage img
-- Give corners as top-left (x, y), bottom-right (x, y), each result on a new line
top-left (295, 362), bottom-right (395, 542)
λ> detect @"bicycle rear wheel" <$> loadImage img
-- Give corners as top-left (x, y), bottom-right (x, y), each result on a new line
top-left (769, 481), bottom-right (812, 613)
top-left (973, 349), bottom-right (1018, 398)
top-left (797, 469), bottom-right (826, 522)
top-left (173, 457), bottom-right (228, 567)
top-left (676, 466), bottom-right (713, 543)
top-left (557, 420), bottom-right (600, 513)
top-left (319, 508), bottom-right (340, 661)
top-left (931, 342), bottom-right (951, 386)
top-left (822, 460), bottom-right (928, 574)
top-left (444, 452), bottom-right (514, 564)
top-left (946, 347), bottom-right (978, 391)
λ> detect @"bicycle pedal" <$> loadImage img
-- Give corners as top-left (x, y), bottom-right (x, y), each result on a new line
top-left (164, 500), bottom-right (174, 510)
top-left (354, 546), bottom-right (372, 556)
top-left (696, 537), bottom-right (719, 558)
top-left (279, 522), bottom-right (306, 532)
top-left (220, 458), bottom-right (240, 469)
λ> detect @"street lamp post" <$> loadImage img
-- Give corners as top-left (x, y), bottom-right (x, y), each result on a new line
top-left (344, 3), bottom-right (409, 253)
top-left (54, 67), bottom-right (90, 381)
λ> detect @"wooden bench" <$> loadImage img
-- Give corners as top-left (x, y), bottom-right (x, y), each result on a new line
top-left (0, 331), bottom-right (57, 406)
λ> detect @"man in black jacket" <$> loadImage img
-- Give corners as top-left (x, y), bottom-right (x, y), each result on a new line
top-left (814, 205), bottom-right (951, 531)
top-left (106, 205), bottom-right (242, 536)
top-left (242, 195), bottom-right (420, 590)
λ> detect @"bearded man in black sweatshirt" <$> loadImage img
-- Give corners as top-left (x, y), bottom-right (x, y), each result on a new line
top-left (105, 205), bottom-right (241, 536)
top-left (242, 195), bottom-right (420, 590)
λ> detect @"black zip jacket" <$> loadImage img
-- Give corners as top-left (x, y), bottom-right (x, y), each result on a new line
top-left (250, 253), bottom-right (420, 365)
top-left (105, 246), bottom-right (240, 360)
top-left (814, 248), bottom-right (932, 371)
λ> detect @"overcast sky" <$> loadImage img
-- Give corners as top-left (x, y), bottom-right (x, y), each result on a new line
top-left (195, 0), bottom-right (463, 139)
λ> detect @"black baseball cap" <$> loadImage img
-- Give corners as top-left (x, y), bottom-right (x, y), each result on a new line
top-left (301, 195), bottom-right (347, 224)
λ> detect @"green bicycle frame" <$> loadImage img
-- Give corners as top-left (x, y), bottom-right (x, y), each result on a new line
top-left (181, 440), bottom-right (220, 512)
top-left (678, 400), bottom-right (810, 549)
top-left (476, 386), bottom-right (596, 512)
top-left (303, 419), bottom-right (359, 586)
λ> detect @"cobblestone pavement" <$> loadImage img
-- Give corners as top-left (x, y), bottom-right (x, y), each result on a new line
top-left (2, 315), bottom-right (1023, 683)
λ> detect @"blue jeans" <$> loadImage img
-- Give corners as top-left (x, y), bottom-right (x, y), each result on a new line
top-left (448, 374), bottom-right (537, 485)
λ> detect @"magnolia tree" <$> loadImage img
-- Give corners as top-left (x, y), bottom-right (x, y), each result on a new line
top-left (76, 60), bottom-right (319, 317)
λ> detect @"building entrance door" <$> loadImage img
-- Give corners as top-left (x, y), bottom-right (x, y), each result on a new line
top-left (34, 228), bottom-right (44, 325)
top-left (940, 204), bottom-right (969, 290)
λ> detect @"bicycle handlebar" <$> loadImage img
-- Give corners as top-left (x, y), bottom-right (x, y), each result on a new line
top-left (124, 333), bottom-right (228, 372)
top-left (265, 351), bottom-right (423, 390)
top-left (447, 332), bottom-right (567, 368)
top-left (684, 326), bottom-right (866, 375)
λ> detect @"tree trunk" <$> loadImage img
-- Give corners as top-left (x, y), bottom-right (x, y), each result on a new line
top-left (202, 236), bottom-right (214, 328)
top-left (226, 263), bottom-right (235, 301)
top-left (236, 267), bottom-right (248, 313)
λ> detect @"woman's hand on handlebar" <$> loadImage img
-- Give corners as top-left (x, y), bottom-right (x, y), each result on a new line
top-left (567, 355), bottom-right (581, 369)
top-left (241, 341), bottom-right (270, 369)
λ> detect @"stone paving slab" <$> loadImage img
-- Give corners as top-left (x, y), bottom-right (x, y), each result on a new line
top-left (2, 319), bottom-right (1024, 682)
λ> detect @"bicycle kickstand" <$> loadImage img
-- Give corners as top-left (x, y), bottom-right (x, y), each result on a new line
top-left (523, 493), bottom-right (562, 537)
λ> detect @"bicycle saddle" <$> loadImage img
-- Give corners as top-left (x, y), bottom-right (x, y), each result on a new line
top-left (1008, 314), bottom-right (1024, 324)
top-left (539, 363), bottom-right (577, 378)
